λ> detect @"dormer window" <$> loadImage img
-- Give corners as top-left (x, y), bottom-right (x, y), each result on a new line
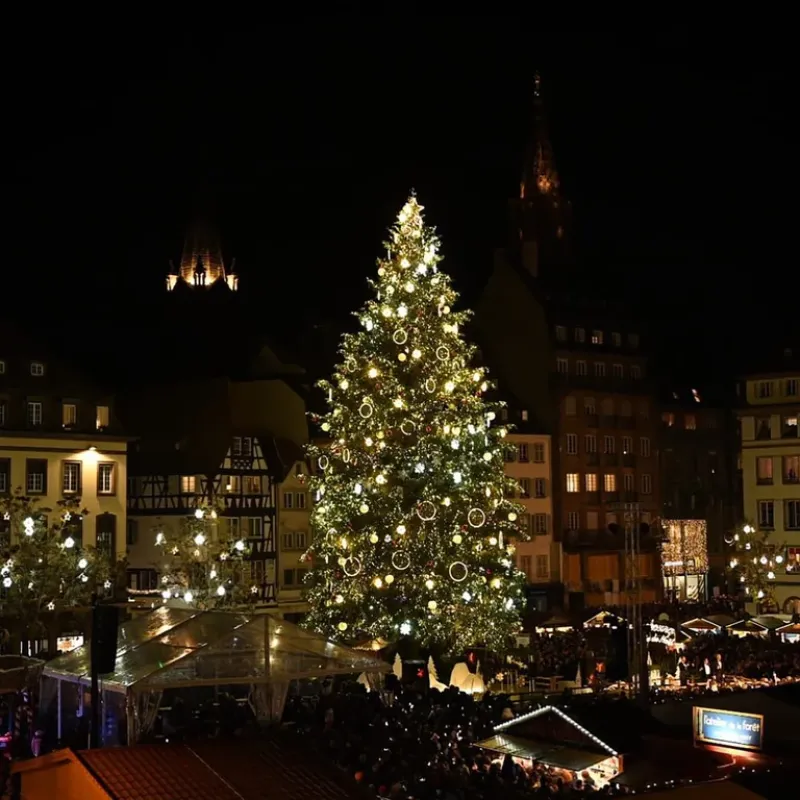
top-left (30, 362), bottom-right (45, 376)
top-left (591, 330), bottom-right (603, 345)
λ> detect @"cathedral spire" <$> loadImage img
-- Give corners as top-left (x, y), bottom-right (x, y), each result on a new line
top-left (166, 189), bottom-right (238, 292)
top-left (514, 72), bottom-right (572, 280)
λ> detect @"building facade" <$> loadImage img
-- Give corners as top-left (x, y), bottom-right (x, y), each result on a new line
top-left (738, 362), bottom-right (800, 614)
top-left (477, 75), bottom-right (661, 611)
top-left (501, 407), bottom-right (557, 610)
top-left (659, 387), bottom-right (739, 597)
top-left (276, 460), bottom-right (312, 621)
top-left (0, 345), bottom-right (128, 562)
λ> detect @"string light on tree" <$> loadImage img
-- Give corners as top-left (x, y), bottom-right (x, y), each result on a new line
top-left (725, 521), bottom-right (786, 607)
top-left (305, 194), bottom-right (528, 653)
top-left (155, 501), bottom-right (255, 608)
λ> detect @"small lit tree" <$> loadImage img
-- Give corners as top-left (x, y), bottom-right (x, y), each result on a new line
top-left (0, 489), bottom-right (112, 625)
top-left (155, 502), bottom-right (256, 608)
top-left (725, 521), bottom-right (786, 608)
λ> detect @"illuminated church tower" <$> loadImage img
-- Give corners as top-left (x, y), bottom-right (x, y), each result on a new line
top-left (166, 200), bottom-right (238, 292)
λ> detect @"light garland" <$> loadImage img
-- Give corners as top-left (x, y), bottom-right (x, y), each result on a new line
top-left (304, 195), bottom-right (528, 653)
top-left (154, 502), bottom-right (255, 609)
top-left (660, 520), bottom-right (709, 576)
top-left (725, 521), bottom-right (786, 605)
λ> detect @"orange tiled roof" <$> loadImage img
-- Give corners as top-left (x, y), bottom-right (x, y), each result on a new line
top-left (78, 746), bottom-right (241, 800)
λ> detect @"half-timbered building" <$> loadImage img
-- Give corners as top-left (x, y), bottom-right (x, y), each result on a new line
top-left (122, 377), bottom-right (308, 611)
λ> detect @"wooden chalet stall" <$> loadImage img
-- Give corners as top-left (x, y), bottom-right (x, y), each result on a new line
top-left (477, 705), bottom-right (623, 787)
top-left (776, 621), bottom-right (800, 643)
top-left (681, 614), bottom-right (735, 635)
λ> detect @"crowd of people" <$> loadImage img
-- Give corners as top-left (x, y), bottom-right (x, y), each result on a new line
top-left (287, 680), bottom-right (627, 799)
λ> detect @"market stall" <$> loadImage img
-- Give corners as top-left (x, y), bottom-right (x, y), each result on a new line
top-left (39, 606), bottom-right (388, 745)
top-left (681, 614), bottom-right (735, 635)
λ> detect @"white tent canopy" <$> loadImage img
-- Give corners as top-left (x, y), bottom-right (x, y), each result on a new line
top-left (43, 606), bottom-right (389, 695)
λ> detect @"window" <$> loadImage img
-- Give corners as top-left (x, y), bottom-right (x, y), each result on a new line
top-left (504, 445), bottom-right (516, 463)
top-left (519, 513), bottom-right (532, 536)
top-left (662, 412), bottom-right (675, 426)
top-left (576, 360), bottom-right (588, 376)
top-left (0, 360), bottom-right (4, 374)
top-left (520, 410), bottom-right (529, 422)
top-left (557, 358), bottom-right (569, 374)
top-left (783, 415), bottom-right (798, 437)
top-left (685, 414), bottom-right (697, 430)
top-left (126, 519), bottom-right (138, 546)
top-left (756, 457), bottom-right (773, 484)
top-left (786, 500), bottom-right (800, 530)
top-left (232, 436), bottom-right (253, 456)
top-left (96, 513), bottom-right (117, 559)
top-left (519, 478), bottom-right (531, 498)
top-left (784, 456), bottom-right (800, 483)
top-left (758, 500), bottom-right (774, 529)
top-left (628, 333), bottom-right (639, 348)
top-left (62, 462), bottom-right (81, 494)
top-left (296, 492), bottom-right (308, 509)
top-left (586, 511), bottom-right (599, 530)
top-left (584, 397), bottom-right (596, 415)
top-left (612, 364), bottom-right (624, 378)
top-left (585, 473), bottom-right (597, 492)
top-left (282, 492), bottom-right (293, 509)
top-left (181, 476), bottom-right (196, 493)
top-left (0, 458), bottom-right (9, 494)
top-left (98, 463), bottom-right (115, 494)
top-left (520, 556), bottom-right (532, 579)
top-left (564, 396), bottom-right (577, 416)
top-left (227, 518), bottom-right (240, 538)
top-left (96, 405), bottom-right (110, 430)
top-left (30, 362), bottom-right (45, 376)
top-left (555, 325), bottom-right (567, 341)
top-left (641, 474), bottom-right (652, 494)
top-left (623, 473), bottom-right (635, 491)
top-left (594, 362), bottom-right (606, 377)
top-left (566, 474), bottom-right (580, 493)
top-left (591, 330), bottom-right (603, 345)
top-left (533, 443), bottom-right (545, 463)
top-left (611, 332), bottom-right (622, 347)
top-left (535, 555), bottom-right (549, 579)
top-left (787, 548), bottom-right (800, 574)
top-left (585, 434), bottom-right (597, 453)
top-left (566, 433), bottom-right (578, 455)
top-left (603, 435), bottom-right (615, 454)
top-left (567, 512), bottom-right (579, 530)
top-left (533, 514), bottom-right (548, 534)
top-left (622, 436), bottom-right (632, 454)
top-left (0, 402), bottom-right (5, 426)
top-left (574, 328), bottom-right (585, 343)
top-left (27, 401), bottom-right (42, 427)
top-left (243, 517), bottom-right (263, 537)
top-left (533, 478), bottom-right (547, 498)
top-left (225, 475), bottom-right (241, 493)
top-left (244, 476), bottom-right (262, 494)
top-left (518, 443), bottom-right (529, 462)
top-left (283, 568), bottom-right (308, 587)
top-left (62, 403), bottom-right (77, 427)
top-left (603, 474), bottom-right (616, 492)
top-left (26, 459), bottom-right (47, 494)
top-left (640, 437), bottom-right (651, 457)
top-left (786, 378), bottom-right (799, 397)
top-left (756, 381), bottom-right (773, 399)
top-left (282, 531), bottom-right (308, 550)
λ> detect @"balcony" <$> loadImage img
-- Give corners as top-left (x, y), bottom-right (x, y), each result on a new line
top-left (585, 491), bottom-right (601, 505)
top-left (600, 415), bottom-right (616, 428)
top-left (622, 453), bottom-right (636, 467)
top-left (603, 453), bottom-right (619, 466)
top-left (586, 414), bottom-right (599, 428)
top-left (618, 415), bottom-right (636, 430)
top-left (622, 490), bottom-right (639, 502)
top-left (586, 452), bottom-right (599, 466)
top-left (604, 491), bottom-right (619, 503)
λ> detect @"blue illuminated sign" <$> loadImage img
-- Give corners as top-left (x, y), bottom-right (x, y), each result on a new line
top-left (694, 706), bottom-right (764, 752)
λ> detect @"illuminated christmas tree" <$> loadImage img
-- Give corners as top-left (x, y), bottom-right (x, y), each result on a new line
top-left (0, 489), bottom-right (112, 623)
top-left (155, 503), bottom-right (255, 608)
top-left (725, 521), bottom-right (786, 607)
top-left (305, 195), bottom-right (527, 653)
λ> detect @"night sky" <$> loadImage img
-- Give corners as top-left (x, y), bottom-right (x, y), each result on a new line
top-left (6, 26), bottom-right (789, 383)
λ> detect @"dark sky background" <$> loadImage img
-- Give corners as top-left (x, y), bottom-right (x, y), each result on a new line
top-left (5, 25), bottom-right (790, 384)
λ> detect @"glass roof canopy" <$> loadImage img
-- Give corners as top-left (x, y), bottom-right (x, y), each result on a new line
top-left (43, 607), bottom-right (389, 695)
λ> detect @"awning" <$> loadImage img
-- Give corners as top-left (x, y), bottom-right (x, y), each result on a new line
top-left (476, 734), bottom-right (608, 772)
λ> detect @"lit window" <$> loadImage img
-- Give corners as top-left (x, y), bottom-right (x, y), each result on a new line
top-left (181, 476), bottom-right (196, 493)
top-left (603, 474), bottom-right (616, 492)
top-left (96, 405), bottom-right (110, 430)
top-left (662, 412), bottom-right (674, 427)
top-left (685, 414), bottom-right (697, 430)
top-left (591, 330), bottom-right (603, 345)
top-left (566, 473), bottom-right (580, 493)
top-left (62, 403), bottom-right (77, 427)
top-left (30, 362), bottom-right (45, 376)
top-left (585, 473), bottom-right (597, 492)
